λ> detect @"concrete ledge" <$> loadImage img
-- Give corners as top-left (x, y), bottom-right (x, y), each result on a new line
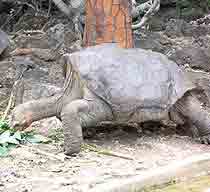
top-left (89, 153), bottom-right (210, 192)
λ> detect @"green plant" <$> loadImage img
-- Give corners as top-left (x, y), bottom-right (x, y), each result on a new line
top-left (0, 119), bottom-right (51, 157)
top-left (48, 128), bottom-right (64, 143)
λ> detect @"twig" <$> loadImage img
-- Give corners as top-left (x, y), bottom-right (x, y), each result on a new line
top-left (2, 69), bottom-right (26, 121)
top-left (47, 0), bottom-right (52, 17)
top-left (82, 144), bottom-right (134, 160)
top-left (41, 20), bottom-right (50, 31)
top-left (21, 30), bottom-right (45, 35)
top-left (0, 98), bottom-right (9, 107)
top-left (1, 90), bottom-right (14, 121)
top-left (20, 144), bottom-right (70, 162)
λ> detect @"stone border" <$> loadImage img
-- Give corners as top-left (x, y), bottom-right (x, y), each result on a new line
top-left (89, 153), bottom-right (210, 192)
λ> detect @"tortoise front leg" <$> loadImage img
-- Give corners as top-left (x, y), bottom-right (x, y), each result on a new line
top-left (61, 98), bottom-right (113, 155)
top-left (61, 100), bottom-right (89, 155)
top-left (173, 92), bottom-right (210, 144)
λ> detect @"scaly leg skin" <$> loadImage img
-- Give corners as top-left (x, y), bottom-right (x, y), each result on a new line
top-left (61, 97), bottom-right (113, 156)
top-left (61, 100), bottom-right (88, 156)
top-left (174, 92), bottom-right (210, 144)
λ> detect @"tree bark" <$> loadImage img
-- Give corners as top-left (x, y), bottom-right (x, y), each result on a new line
top-left (83, 0), bottom-right (134, 48)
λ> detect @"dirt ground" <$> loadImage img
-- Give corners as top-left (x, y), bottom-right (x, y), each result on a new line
top-left (0, 126), bottom-right (210, 192)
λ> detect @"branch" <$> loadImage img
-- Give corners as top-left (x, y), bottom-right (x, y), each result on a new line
top-left (131, 0), bottom-right (152, 18)
top-left (132, 0), bottom-right (160, 30)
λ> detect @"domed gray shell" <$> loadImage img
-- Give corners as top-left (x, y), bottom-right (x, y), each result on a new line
top-left (68, 44), bottom-right (196, 121)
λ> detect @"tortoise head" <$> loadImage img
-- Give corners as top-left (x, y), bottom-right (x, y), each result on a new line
top-left (9, 105), bottom-right (32, 131)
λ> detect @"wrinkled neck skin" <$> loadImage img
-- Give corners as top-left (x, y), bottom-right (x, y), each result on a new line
top-left (57, 61), bottom-right (84, 112)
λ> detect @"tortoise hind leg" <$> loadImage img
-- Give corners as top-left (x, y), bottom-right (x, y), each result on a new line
top-left (172, 92), bottom-right (210, 144)
top-left (61, 98), bottom-right (113, 156)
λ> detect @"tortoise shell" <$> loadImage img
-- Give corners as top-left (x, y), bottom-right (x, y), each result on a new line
top-left (68, 44), bottom-right (196, 122)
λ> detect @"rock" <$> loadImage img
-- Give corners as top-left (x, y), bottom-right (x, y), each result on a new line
top-left (14, 23), bottom-right (78, 53)
top-left (191, 14), bottom-right (210, 25)
top-left (0, 30), bottom-right (9, 56)
top-left (135, 27), bottom-right (210, 73)
top-left (169, 46), bottom-right (210, 72)
top-left (0, 55), bottom-right (64, 134)
top-left (30, 117), bottom-right (62, 136)
top-left (46, 23), bottom-right (79, 52)
top-left (0, 54), bottom-right (64, 107)
top-left (17, 56), bottom-right (63, 102)
top-left (165, 19), bottom-right (210, 38)
top-left (134, 31), bottom-right (172, 55)
top-left (23, 82), bottom-right (62, 102)
top-left (0, 60), bottom-right (16, 111)
top-left (184, 69), bottom-right (210, 108)
top-left (165, 19), bottom-right (190, 38)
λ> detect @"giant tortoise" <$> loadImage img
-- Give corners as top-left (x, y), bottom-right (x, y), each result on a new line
top-left (10, 43), bottom-right (210, 155)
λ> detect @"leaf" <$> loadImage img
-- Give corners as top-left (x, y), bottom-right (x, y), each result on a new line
top-left (0, 120), bottom-right (10, 131)
top-left (7, 143), bottom-right (17, 150)
top-left (0, 130), bottom-right (11, 144)
top-left (0, 146), bottom-right (9, 157)
top-left (0, 120), bottom-right (51, 157)
top-left (13, 131), bottom-right (22, 141)
top-left (0, 130), bottom-right (19, 145)
top-left (7, 136), bottom-right (19, 145)
top-left (26, 134), bottom-right (51, 144)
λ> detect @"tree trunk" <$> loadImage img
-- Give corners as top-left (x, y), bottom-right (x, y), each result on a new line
top-left (83, 0), bottom-right (134, 48)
